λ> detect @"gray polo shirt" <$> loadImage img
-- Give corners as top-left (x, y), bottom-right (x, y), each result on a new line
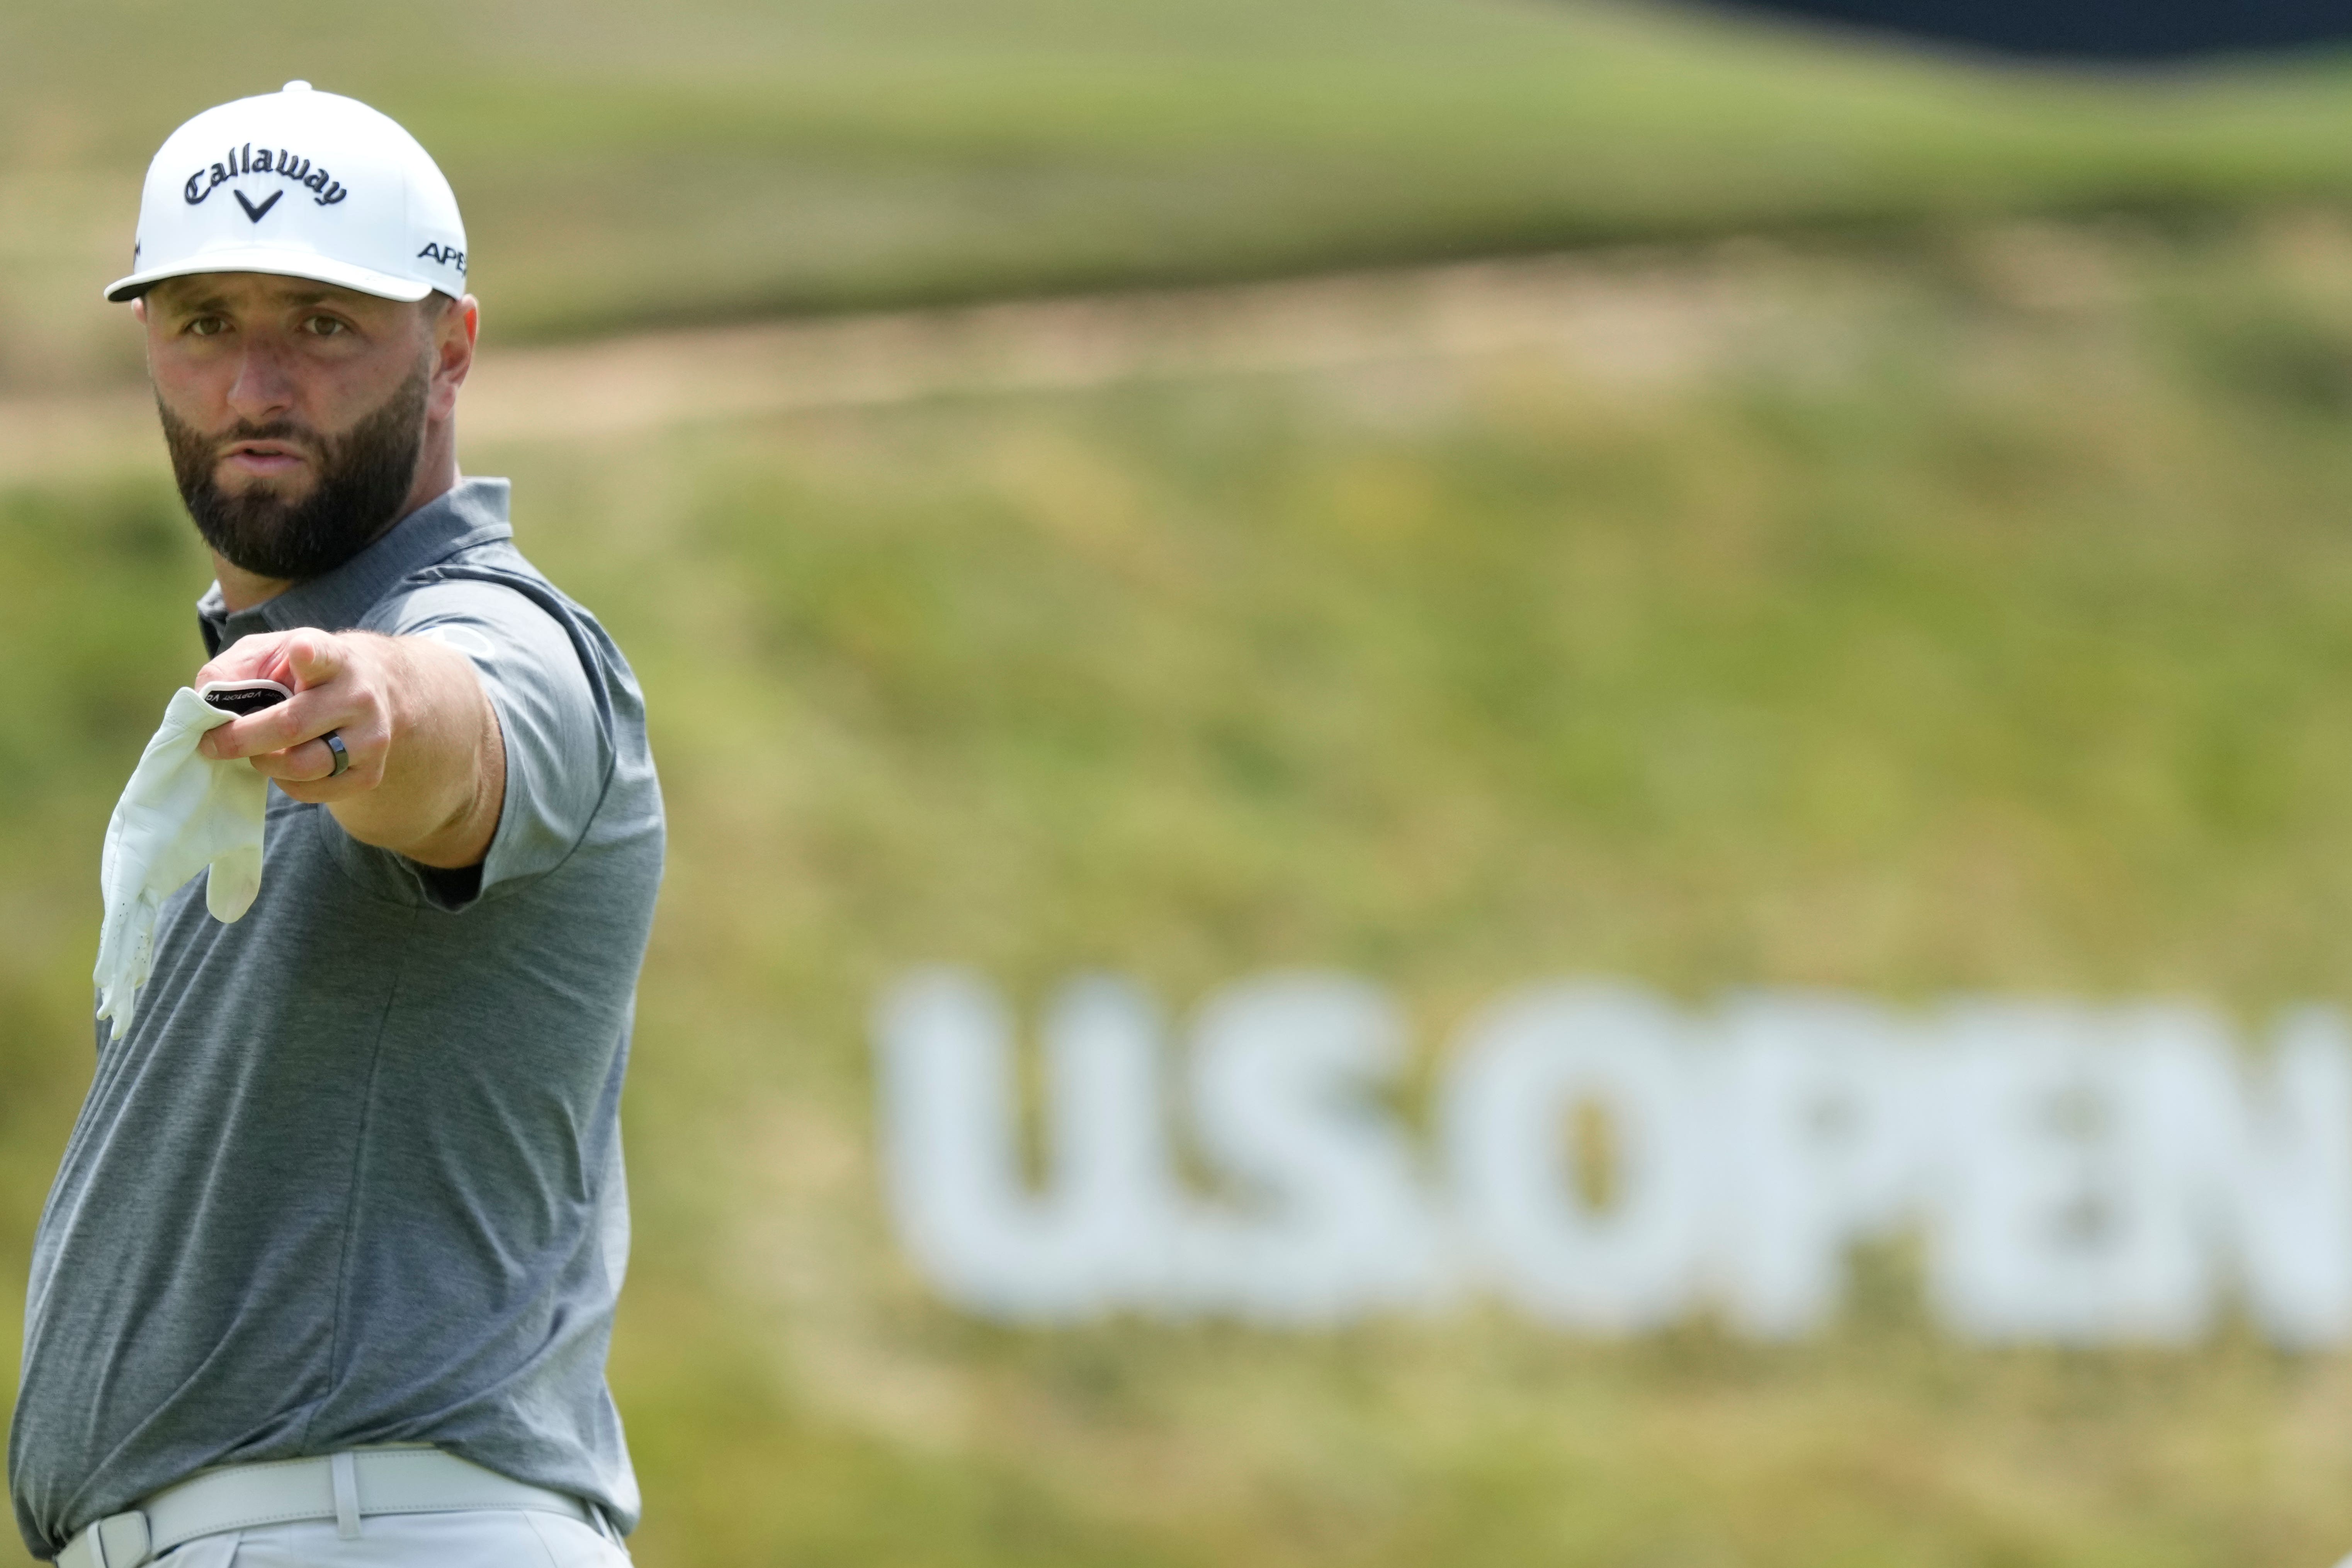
top-left (8, 478), bottom-right (663, 1558)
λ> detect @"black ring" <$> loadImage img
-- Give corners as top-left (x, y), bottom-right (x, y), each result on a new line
top-left (323, 730), bottom-right (350, 778)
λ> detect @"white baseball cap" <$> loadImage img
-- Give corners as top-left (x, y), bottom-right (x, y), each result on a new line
top-left (105, 81), bottom-right (467, 304)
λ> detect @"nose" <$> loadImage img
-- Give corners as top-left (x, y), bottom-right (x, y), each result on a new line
top-left (223, 338), bottom-right (298, 427)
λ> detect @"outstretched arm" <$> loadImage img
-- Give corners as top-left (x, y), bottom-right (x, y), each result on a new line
top-left (196, 629), bottom-right (506, 869)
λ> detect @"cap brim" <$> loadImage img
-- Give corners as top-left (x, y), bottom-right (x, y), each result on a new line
top-left (104, 249), bottom-right (434, 304)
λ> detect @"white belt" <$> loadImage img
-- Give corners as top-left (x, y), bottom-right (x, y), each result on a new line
top-left (58, 1446), bottom-right (600, 1568)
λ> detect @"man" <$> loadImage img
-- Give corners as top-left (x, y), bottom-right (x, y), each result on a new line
top-left (8, 82), bottom-right (661, 1567)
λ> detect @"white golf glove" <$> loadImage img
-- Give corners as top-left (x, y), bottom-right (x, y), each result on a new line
top-left (93, 687), bottom-right (270, 1041)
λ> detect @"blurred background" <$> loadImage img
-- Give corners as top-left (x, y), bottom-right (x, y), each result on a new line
top-left (14, 0), bottom-right (2352, 1563)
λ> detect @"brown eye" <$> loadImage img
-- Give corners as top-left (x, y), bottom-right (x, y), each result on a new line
top-left (304, 316), bottom-right (348, 337)
top-left (185, 316), bottom-right (228, 337)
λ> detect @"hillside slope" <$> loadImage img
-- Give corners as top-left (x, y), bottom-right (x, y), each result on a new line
top-left (7, 222), bottom-right (2352, 1564)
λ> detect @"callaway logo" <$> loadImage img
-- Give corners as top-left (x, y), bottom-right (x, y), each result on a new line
top-left (184, 143), bottom-right (348, 210)
top-left (417, 242), bottom-right (466, 274)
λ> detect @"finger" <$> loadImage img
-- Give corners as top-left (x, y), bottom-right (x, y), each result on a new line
top-left (202, 702), bottom-right (303, 760)
top-left (245, 711), bottom-right (384, 783)
top-left (283, 632), bottom-right (345, 692)
top-left (303, 733), bottom-right (346, 785)
top-left (193, 630), bottom-right (300, 690)
top-left (274, 730), bottom-right (383, 800)
top-left (244, 734), bottom-right (361, 790)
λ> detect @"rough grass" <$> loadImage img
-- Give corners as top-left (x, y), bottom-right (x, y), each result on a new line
top-left (11, 223), bottom-right (2352, 1563)
top-left (17, 0), bottom-right (2352, 391)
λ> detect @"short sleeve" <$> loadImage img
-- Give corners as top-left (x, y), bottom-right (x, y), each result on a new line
top-left (373, 578), bottom-right (611, 902)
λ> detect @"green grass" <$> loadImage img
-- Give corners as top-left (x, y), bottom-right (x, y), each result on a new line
top-left (9, 221), bottom-right (2352, 1563)
top-left (18, 0), bottom-right (2352, 389)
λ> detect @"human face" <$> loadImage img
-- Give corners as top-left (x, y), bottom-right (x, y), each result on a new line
top-left (140, 273), bottom-right (450, 581)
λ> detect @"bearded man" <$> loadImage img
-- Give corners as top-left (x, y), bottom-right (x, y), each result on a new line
top-left (7, 83), bottom-right (660, 1568)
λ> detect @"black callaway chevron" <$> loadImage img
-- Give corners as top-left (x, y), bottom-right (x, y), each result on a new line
top-left (233, 189), bottom-right (282, 223)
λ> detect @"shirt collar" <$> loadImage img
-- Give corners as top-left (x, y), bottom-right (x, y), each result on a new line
top-left (197, 477), bottom-right (513, 656)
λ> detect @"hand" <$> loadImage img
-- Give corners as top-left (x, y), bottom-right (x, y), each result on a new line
top-left (196, 630), bottom-right (387, 802)
top-left (191, 627), bottom-right (505, 867)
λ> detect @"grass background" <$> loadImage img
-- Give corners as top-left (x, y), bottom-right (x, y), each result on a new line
top-left (12, 1), bottom-right (2352, 1564)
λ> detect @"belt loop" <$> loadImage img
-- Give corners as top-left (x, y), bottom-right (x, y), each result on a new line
top-left (330, 1452), bottom-right (362, 1539)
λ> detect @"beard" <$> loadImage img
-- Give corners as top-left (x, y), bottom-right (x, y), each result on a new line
top-left (161, 362), bottom-right (429, 583)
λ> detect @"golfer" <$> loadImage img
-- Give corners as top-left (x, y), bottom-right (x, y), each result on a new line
top-left (8, 83), bottom-right (660, 1566)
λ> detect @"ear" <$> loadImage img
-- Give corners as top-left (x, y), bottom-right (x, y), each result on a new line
top-left (131, 297), bottom-right (148, 324)
top-left (425, 293), bottom-right (479, 421)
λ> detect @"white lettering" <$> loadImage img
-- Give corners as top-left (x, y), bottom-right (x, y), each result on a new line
top-left (869, 973), bottom-right (2352, 1347)
top-left (1443, 985), bottom-right (1706, 1333)
top-left (2141, 1005), bottom-right (2352, 1347)
top-left (873, 969), bottom-right (1174, 1322)
top-left (1924, 1002), bottom-right (2203, 1344)
top-left (1713, 993), bottom-right (1927, 1338)
top-left (1181, 974), bottom-right (1447, 1323)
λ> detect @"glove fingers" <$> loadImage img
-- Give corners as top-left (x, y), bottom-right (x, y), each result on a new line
top-left (206, 846), bottom-right (263, 922)
top-left (93, 894), bottom-right (160, 1042)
